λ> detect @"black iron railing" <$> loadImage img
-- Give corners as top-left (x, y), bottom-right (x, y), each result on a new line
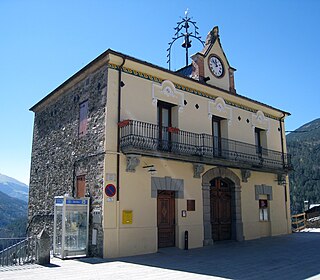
top-left (0, 236), bottom-right (37, 267)
top-left (119, 120), bottom-right (292, 171)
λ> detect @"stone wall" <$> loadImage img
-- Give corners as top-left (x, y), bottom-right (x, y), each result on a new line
top-left (28, 65), bottom-right (108, 257)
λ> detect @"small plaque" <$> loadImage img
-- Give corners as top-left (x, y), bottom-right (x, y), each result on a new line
top-left (106, 173), bottom-right (117, 181)
top-left (181, 210), bottom-right (187, 217)
top-left (122, 210), bottom-right (133, 224)
top-left (187, 200), bottom-right (195, 211)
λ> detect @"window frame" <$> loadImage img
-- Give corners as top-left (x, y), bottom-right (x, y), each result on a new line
top-left (157, 101), bottom-right (174, 150)
top-left (76, 175), bottom-right (86, 198)
top-left (212, 116), bottom-right (223, 156)
top-left (259, 199), bottom-right (269, 221)
top-left (255, 127), bottom-right (262, 154)
top-left (79, 100), bottom-right (89, 137)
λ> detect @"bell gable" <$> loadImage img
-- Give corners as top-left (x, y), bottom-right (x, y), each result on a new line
top-left (191, 26), bottom-right (236, 94)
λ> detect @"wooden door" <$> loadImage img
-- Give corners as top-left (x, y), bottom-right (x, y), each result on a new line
top-left (210, 178), bottom-right (232, 241)
top-left (76, 175), bottom-right (86, 197)
top-left (157, 190), bottom-right (175, 248)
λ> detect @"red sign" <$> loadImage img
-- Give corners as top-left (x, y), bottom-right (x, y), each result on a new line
top-left (105, 184), bottom-right (116, 197)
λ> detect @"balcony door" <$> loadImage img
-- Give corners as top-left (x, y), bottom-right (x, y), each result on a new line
top-left (157, 101), bottom-right (172, 151)
top-left (255, 128), bottom-right (262, 154)
top-left (212, 117), bottom-right (222, 156)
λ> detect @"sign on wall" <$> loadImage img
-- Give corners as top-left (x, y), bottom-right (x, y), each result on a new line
top-left (122, 210), bottom-right (133, 224)
top-left (105, 184), bottom-right (116, 197)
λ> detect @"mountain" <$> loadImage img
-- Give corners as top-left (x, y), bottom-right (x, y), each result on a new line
top-left (0, 190), bottom-right (28, 237)
top-left (0, 173), bottom-right (29, 202)
top-left (287, 118), bottom-right (320, 214)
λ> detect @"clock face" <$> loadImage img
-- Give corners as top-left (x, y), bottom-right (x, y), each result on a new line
top-left (208, 55), bottom-right (224, 78)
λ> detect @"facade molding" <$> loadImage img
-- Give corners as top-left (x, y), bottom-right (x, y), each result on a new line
top-left (255, 184), bottom-right (273, 200)
top-left (125, 154), bottom-right (141, 172)
top-left (108, 63), bottom-right (280, 121)
top-left (152, 80), bottom-right (185, 111)
top-left (151, 176), bottom-right (184, 198)
top-left (193, 163), bottom-right (205, 178)
top-left (241, 169), bottom-right (251, 183)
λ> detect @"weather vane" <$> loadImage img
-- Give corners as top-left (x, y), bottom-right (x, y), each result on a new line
top-left (167, 9), bottom-right (205, 70)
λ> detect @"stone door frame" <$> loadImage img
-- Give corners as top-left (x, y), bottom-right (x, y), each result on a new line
top-left (202, 167), bottom-right (243, 245)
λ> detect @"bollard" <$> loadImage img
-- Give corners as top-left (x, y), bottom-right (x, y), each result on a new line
top-left (184, 230), bottom-right (188, 250)
top-left (36, 228), bottom-right (51, 265)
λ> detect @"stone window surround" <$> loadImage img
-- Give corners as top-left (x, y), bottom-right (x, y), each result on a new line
top-left (151, 176), bottom-right (184, 198)
top-left (202, 167), bottom-right (243, 245)
top-left (255, 184), bottom-right (273, 200)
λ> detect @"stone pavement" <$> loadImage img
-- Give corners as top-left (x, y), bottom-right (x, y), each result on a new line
top-left (1, 232), bottom-right (320, 280)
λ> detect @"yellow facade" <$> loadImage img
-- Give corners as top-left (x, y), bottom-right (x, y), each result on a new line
top-left (100, 28), bottom-right (291, 257)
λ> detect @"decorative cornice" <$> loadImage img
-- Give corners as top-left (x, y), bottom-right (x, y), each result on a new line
top-left (108, 63), bottom-right (279, 120)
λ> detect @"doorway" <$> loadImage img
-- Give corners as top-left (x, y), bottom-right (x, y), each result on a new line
top-left (210, 178), bottom-right (232, 241)
top-left (157, 190), bottom-right (175, 248)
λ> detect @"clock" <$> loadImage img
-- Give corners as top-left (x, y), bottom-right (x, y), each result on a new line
top-left (208, 55), bottom-right (224, 78)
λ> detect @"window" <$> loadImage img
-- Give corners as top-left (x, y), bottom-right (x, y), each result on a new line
top-left (259, 199), bottom-right (268, 221)
top-left (187, 200), bottom-right (195, 211)
top-left (212, 116), bottom-right (222, 156)
top-left (79, 100), bottom-right (88, 137)
top-left (255, 127), bottom-right (262, 154)
top-left (157, 101), bottom-right (173, 150)
top-left (76, 175), bottom-right (86, 197)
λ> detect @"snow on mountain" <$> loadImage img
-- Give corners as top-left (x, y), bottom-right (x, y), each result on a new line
top-left (0, 173), bottom-right (29, 202)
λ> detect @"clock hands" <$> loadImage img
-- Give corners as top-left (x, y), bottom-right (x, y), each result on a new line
top-left (209, 55), bottom-right (224, 77)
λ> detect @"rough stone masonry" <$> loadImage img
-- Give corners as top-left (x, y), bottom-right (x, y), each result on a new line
top-left (28, 64), bottom-right (108, 257)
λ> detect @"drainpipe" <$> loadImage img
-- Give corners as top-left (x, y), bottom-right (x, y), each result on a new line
top-left (279, 113), bottom-right (286, 169)
top-left (117, 56), bottom-right (126, 201)
top-left (279, 113), bottom-right (289, 221)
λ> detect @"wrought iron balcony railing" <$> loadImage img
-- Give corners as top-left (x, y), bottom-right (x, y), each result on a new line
top-left (119, 120), bottom-right (292, 172)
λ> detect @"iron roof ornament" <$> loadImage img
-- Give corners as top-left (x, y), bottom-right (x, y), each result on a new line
top-left (167, 9), bottom-right (205, 70)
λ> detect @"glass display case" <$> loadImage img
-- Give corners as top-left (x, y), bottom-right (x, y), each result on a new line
top-left (53, 196), bottom-right (90, 259)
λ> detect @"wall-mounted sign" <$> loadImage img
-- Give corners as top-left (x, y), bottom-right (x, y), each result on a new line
top-left (105, 184), bottom-right (116, 197)
top-left (122, 210), bottom-right (133, 224)
top-left (181, 210), bottom-right (187, 217)
top-left (106, 173), bottom-right (117, 182)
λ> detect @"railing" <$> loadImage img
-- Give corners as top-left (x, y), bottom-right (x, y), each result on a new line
top-left (0, 236), bottom-right (37, 267)
top-left (292, 213), bottom-right (306, 232)
top-left (119, 120), bottom-right (292, 171)
top-left (0, 238), bottom-right (26, 252)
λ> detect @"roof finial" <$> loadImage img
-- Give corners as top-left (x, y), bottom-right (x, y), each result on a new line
top-left (185, 8), bottom-right (189, 18)
top-left (167, 11), bottom-right (204, 70)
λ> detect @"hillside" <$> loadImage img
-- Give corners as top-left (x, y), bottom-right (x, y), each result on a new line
top-left (0, 190), bottom-right (28, 237)
top-left (0, 173), bottom-right (29, 202)
top-left (287, 118), bottom-right (320, 214)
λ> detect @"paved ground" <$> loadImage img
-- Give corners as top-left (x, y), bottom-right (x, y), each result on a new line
top-left (1, 232), bottom-right (320, 280)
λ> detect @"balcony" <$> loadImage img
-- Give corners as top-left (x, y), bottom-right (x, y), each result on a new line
top-left (119, 120), bottom-right (292, 173)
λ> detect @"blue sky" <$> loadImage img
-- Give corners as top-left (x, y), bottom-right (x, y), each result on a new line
top-left (1, 0), bottom-right (319, 184)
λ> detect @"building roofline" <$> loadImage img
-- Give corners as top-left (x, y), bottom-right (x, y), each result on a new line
top-left (30, 48), bottom-right (290, 116)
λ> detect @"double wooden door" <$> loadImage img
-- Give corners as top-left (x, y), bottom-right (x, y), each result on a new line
top-left (210, 178), bottom-right (232, 241)
top-left (157, 190), bottom-right (175, 248)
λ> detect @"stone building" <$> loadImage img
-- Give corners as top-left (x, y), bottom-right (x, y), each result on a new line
top-left (28, 26), bottom-right (292, 258)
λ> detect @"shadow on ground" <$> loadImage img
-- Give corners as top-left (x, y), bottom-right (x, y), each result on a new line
top-left (76, 233), bottom-right (320, 280)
